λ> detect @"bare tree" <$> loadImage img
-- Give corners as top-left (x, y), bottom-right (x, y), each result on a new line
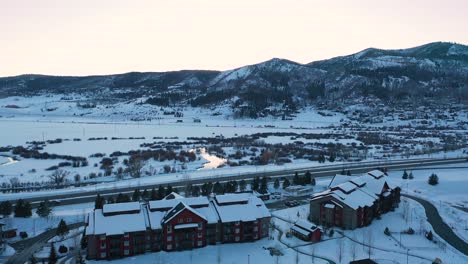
top-left (337, 238), bottom-right (344, 263)
top-left (367, 230), bottom-right (373, 258)
top-left (351, 233), bottom-right (357, 261)
top-left (48, 170), bottom-right (69, 187)
top-left (402, 201), bottom-right (410, 223)
top-left (310, 245), bottom-right (315, 263)
top-left (128, 157), bottom-right (146, 178)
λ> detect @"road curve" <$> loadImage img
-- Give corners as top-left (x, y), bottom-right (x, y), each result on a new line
top-left (402, 194), bottom-right (468, 256)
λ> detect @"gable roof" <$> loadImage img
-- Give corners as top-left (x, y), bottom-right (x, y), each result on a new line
top-left (162, 202), bottom-right (207, 224)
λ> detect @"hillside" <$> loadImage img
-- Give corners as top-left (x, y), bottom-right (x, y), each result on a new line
top-left (1, 42), bottom-right (467, 118)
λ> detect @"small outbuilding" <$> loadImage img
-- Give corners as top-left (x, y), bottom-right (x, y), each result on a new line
top-left (291, 219), bottom-right (321, 242)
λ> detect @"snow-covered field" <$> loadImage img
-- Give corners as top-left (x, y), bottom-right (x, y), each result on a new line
top-left (386, 165), bottom-right (468, 243)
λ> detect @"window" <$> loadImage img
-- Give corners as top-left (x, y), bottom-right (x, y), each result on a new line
top-left (235, 228), bottom-right (240, 234)
top-left (187, 217), bottom-right (192, 222)
top-left (178, 218), bottom-right (183, 223)
top-left (254, 220), bottom-right (258, 224)
top-left (167, 225), bottom-right (172, 233)
top-left (167, 244), bottom-right (172, 250)
top-left (167, 235), bottom-right (172, 242)
top-left (197, 240), bottom-right (203, 246)
top-left (254, 234), bottom-right (258, 239)
top-left (198, 223), bottom-right (203, 230)
top-left (198, 232), bottom-right (202, 238)
top-left (124, 249), bottom-right (129, 255)
top-left (100, 252), bottom-right (106, 258)
top-left (124, 241), bottom-right (129, 246)
top-left (253, 226), bottom-right (258, 232)
top-left (124, 233), bottom-right (129, 238)
top-left (235, 236), bottom-right (240, 242)
top-left (100, 242), bottom-right (106, 249)
top-left (100, 235), bottom-right (106, 240)
top-left (235, 221), bottom-right (240, 226)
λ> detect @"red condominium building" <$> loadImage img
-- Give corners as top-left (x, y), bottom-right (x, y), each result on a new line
top-left (85, 193), bottom-right (271, 260)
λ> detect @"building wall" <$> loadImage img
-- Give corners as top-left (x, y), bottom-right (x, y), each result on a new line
top-left (162, 208), bottom-right (207, 251)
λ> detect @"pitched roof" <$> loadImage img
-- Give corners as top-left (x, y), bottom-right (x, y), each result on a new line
top-left (162, 202), bottom-right (207, 224)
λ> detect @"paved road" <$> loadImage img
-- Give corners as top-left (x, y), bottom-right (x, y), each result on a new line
top-left (4, 157), bottom-right (466, 208)
top-left (6, 222), bottom-right (85, 264)
top-left (402, 194), bottom-right (468, 256)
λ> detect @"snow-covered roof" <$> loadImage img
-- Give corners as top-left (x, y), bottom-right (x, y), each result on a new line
top-left (102, 202), bottom-right (140, 215)
top-left (213, 194), bottom-right (270, 223)
top-left (333, 181), bottom-right (357, 194)
top-left (367, 170), bottom-right (385, 179)
top-left (89, 208), bottom-right (147, 236)
top-left (162, 202), bottom-right (207, 224)
top-left (292, 219), bottom-right (320, 236)
top-left (215, 193), bottom-right (250, 205)
top-left (149, 196), bottom-right (210, 211)
top-left (313, 170), bottom-right (396, 210)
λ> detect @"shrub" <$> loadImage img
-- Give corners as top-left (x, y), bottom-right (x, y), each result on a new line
top-left (329, 229), bottom-right (334, 237)
top-left (58, 245), bottom-right (68, 254)
top-left (384, 227), bottom-right (390, 236)
top-left (20, 231), bottom-right (28, 239)
top-left (428, 173), bottom-right (439, 185)
top-left (426, 230), bottom-right (433, 240)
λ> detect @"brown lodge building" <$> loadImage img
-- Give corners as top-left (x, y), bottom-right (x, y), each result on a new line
top-left (85, 192), bottom-right (271, 260)
top-left (309, 170), bottom-right (400, 230)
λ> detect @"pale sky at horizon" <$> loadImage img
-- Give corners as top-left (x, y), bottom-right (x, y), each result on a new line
top-left (1, 0), bottom-right (467, 77)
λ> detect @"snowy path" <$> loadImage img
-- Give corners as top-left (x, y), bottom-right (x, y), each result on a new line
top-left (402, 194), bottom-right (468, 255)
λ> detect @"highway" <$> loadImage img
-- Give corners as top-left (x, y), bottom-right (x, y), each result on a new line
top-left (3, 157), bottom-right (467, 207)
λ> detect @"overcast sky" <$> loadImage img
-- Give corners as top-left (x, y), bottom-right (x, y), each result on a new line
top-left (1, 0), bottom-right (467, 77)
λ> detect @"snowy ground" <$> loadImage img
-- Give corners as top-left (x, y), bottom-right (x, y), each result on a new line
top-left (272, 198), bottom-right (468, 264)
top-left (1, 202), bottom-right (92, 242)
top-left (386, 165), bottom-right (468, 243)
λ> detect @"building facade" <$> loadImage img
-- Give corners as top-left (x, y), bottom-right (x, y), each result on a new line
top-left (309, 170), bottom-right (400, 230)
top-left (85, 193), bottom-right (271, 260)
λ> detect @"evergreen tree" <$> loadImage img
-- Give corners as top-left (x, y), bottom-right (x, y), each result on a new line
top-left (328, 153), bottom-right (336, 162)
top-left (57, 219), bottom-right (69, 237)
top-left (157, 185), bottom-right (165, 200)
top-left (201, 182), bottom-right (210, 196)
top-left (36, 200), bottom-right (52, 218)
top-left (49, 242), bottom-right (58, 264)
top-left (282, 178), bottom-right (291, 189)
top-left (239, 180), bottom-right (247, 192)
top-left (116, 193), bottom-right (130, 203)
top-left (293, 172), bottom-right (300, 185)
top-left (132, 189), bottom-right (141, 201)
top-left (347, 170), bottom-right (352, 176)
top-left (426, 230), bottom-right (433, 240)
top-left (14, 199), bottom-right (32, 218)
top-left (402, 170), bottom-right (408, 179)
top-left (142, 189), bottom-right (149, 200)
top-left (252, 177), bottom-right (260, 191)
top-left (304, 171), bottom-right (312, 184)
top-left (165, 185), bottom-right (173, 196)
top-left (107, 196), bottom-right (115, 204)
top-left (259, 177), bottom-right (268, 194)
top-left (192, 185), bottom-right (200, 197)
top-left (94, 194), bottom-right (104, 209)
top-left (0, 201), bottom-right (12, 217)
top-left (232, 180), bottom-right (239, 192)
top-left (409, 172), bottom-right (414, 179)
top-left (428, 173), bottom-right (439, 185)
top-left (340, 168), bottom-right (346, 175)
top-left (273, 178), bottom-right (280, 189)
top-left (213, 181), bottom-right (224, 195)
top-left (311, 177), bottom-right (316, 186)
top-left (150, 188), bottom-right (158, 200)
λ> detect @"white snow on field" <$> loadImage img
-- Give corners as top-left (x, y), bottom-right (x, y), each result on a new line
top-left (387, 166), bottom-right (468, 243)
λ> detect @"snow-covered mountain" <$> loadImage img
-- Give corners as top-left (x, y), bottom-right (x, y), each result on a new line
top-left (1, 42), bottom-right (467, 117)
